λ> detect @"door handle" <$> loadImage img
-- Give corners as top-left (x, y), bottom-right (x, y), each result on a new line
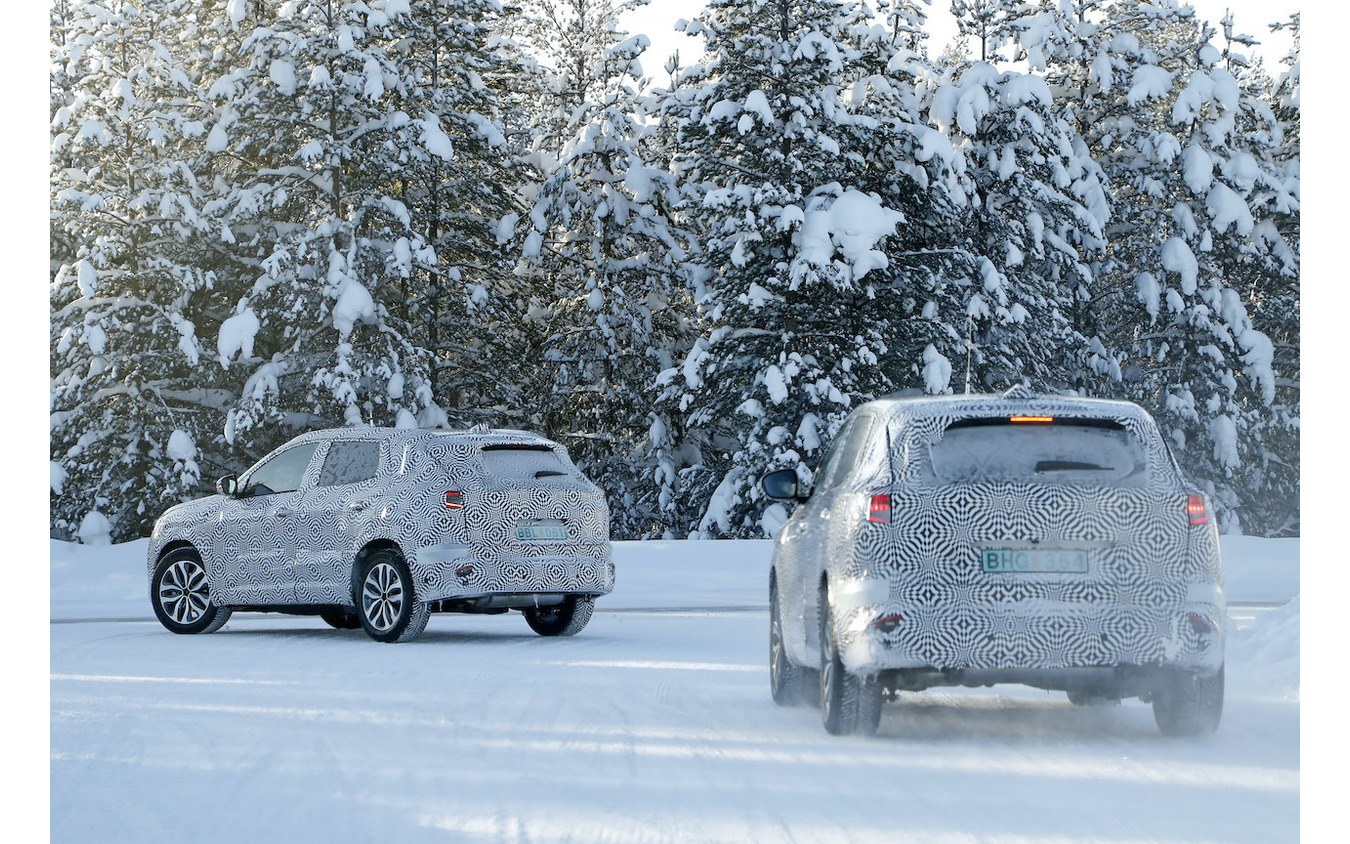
top-left (348, 501), bottom-right (367, 512)
top-left (274, 508), bottom-right (295, 518)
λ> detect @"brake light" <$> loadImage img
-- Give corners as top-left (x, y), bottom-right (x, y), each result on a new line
top-left (1187, 495), bottom-right (1208, 525)
top-left (868, 494), bottom-right (891, 523)
top-left (1010, 416), bottom-right (1053, 423)
top-left (445, 490), bottom-right (463, 509)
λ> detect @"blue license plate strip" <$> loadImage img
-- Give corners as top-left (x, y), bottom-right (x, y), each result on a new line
top-left (982, 548), bottom-right (1089, 573)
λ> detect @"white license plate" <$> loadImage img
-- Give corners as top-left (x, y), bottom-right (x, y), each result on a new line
top-left (517, 522), bottom-right (568, 542)
top-left (982, 548), bottom-right (1089, 573)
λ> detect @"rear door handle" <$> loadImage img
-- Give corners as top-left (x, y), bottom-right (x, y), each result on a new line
top-left (274, 508), bottom-right (295, 518)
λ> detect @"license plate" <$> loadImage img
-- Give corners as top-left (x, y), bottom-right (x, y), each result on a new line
top-left (982, 548), bottom-right (1089, 574)
top-left (517, 522), bottom-right (567, 542)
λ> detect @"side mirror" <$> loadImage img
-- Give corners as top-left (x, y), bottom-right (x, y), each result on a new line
top-left (762, 468), bottom-right (807, 501)
top-left (217, 474), bottom-right (238, 497)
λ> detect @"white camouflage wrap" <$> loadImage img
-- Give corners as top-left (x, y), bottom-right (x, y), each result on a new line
top-left (773, 390), bottom-right (1225, 680)
top-left (148, 428), bottom-right (613, 609)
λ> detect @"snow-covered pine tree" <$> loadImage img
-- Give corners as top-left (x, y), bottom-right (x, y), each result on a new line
top-left (1016, 1), bottom-right (1296, 532)
top-left (658, 0), bottom-right (958, 537)
top-left (51, 0), bottom-right (227, 542)
top-left (379, 0), bottom-right (535, 423)
top-left (197, 0), bottom-right (443, 464)
top-left (921, 58), bottom-right (1111, 394)
top-left (518, 27), bottom-right (693, 538)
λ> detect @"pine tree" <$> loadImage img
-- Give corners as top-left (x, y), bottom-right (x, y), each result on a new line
top-left (519, 22), bottom-right (693, 538)
top-left (658, 0), bottom-right (962, 536)
top-left (50, 0), bottom-right (225, 541)
top-left (190, 0), bottom-right (441, 465)
top-left (1015, 1), bottom-right (1297, 532)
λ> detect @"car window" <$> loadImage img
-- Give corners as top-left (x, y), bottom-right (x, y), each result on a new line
top-left (317, 441), bottom-right (381, 487)
top-left (928, 419), bottom-right (1147, 486)
top-left (241, 443), bottom-right (319, 497)
top-left (479, 444), bottom-right (573, 482)
top-left (818, 415), bottom-right (874, 491)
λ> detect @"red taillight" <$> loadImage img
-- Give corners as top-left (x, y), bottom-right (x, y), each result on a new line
top-left (1187, 495), bottom-right (1208, 525)
top-left (868, 494), bottom-right (891, 524)
top-left (445, 490), bottom-right (463, 509)
top-left (873, 613), bottom-right (903, 632)
top-left (1010, 415), bottom-right (1054, 423)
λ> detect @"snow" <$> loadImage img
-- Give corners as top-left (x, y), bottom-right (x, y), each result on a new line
top-left (48, 535), bottom-right (1299, 841)
top-left (269, 60), bottom-right (297, 96)
top-left (798, 189), bottom-right (903, 280)
top-left (216, 306), bottom-right (259, 366)
top-left (1160, 237), bottom-right (1199, 294)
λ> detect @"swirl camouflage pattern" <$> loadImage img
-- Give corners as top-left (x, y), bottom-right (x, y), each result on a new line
top-left (147, 427), bottom-right (613, 642)
top-left (765, 387), bottom-right (1225, 737)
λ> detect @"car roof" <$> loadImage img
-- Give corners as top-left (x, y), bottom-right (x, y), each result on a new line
top-left (288, 426), bottom-right (559, 450)
top-left (864, 386), bottom-right (1153, 425)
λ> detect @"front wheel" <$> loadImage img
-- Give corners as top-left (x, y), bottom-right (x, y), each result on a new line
top-left (523, 596), bottom-right (594, 636)
top-left (151, 549), bottom-right (231, 635)
top-left (1152, 665), bottom-right (1224, 737)
top-left (357, 550), bottom-right (430, 643)
top-left (770, 577), bottom-right (808, 705)
top-left (819, 589), bottom-right (882, 736)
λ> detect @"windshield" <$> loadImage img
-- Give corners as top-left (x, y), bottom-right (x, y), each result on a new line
top-left (928, 419), bottom-right (1147, 486)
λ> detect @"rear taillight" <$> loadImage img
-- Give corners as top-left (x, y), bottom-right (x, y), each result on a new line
top-left (1187, 495), bottom-right (1208, 525)
top-left (868, 494), bottom-right (891, 524)
top-left (445, 490), bottom-right (463, 509)
top-left (873, 613), bottom-right (903, 633)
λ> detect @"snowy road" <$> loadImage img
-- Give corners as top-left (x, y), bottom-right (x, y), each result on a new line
top-left (50, 538), bottom-right (1300, 842)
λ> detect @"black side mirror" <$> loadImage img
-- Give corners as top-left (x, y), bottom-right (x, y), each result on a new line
top-left (217, 474), bottom-right (239, 497)
top-left (762, 468), bottom-right (807, 501)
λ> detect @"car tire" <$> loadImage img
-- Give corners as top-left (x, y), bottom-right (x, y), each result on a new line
top-left (1152, 665), bottom-right (1224, 737)
top-left (151, 548), bottom-right (232, 635)
top-left (319, 608), bottom-right (361, 629)
top-left (819, 587), bottom-right (882, 736)
top-left (770, 576), bottom-right (807, 705)
top-left (523, 595), bottom-right (594, 636)
top-left (356, 549), bottom-right (430, 643)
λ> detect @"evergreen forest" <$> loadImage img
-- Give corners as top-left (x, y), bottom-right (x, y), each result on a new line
top-left (50, 0), bottom-right (1301, 542)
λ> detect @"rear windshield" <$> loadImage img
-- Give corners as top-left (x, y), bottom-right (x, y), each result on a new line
top-left (480, 444), bottom-right (573, 481)
top-left (928, 419), bottom-right (1147, 486)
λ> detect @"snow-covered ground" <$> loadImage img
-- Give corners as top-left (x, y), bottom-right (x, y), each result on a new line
top-left (50, 537), bottom-right (1299, 842)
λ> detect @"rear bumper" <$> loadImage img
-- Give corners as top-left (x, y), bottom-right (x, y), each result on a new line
top-left (411, 541), bottom-right (614, 602)
top-left (831, 575), bottom-right (1225, 676)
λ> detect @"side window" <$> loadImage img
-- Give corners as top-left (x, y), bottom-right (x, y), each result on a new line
top-left (818, 416), bottom-right (874, 491)
top-left (317, 441), bottom-right (382, 487)
top-left (241, 443), bottom-right (318, 498)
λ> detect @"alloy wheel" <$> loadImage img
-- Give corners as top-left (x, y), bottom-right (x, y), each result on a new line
top-left (157, 558), bottom-right (211, 625)
top-left (362, 562), bottom-right (405, 632)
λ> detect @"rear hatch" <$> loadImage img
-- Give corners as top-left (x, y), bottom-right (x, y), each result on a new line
top-left (467, 443), bottom-right (609, 559)
top-left (880, 415), bottom-right (1194, 668)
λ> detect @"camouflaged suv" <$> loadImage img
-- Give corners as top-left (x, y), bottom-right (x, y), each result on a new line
top-left (148, 427), bottom-right (613, 642)
top-left (763, 388), bottom-right (1225, 736)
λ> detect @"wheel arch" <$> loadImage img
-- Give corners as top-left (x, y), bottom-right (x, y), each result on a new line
top-left (349, 538), bottom-right (407, 600)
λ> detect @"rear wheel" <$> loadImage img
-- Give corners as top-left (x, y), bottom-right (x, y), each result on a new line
top-left (770, 577), bottom-right (807, 705)
top-left (151, 549), bottom-right (231, 635)
top-left (819, 588), bottom-right (882, 736)
top-left (357, 549), bottom-right (429, 643)
top-left (1152, 665), bottom-right (1224, 737)
top-left (524, 596), bottom-right (594, 636)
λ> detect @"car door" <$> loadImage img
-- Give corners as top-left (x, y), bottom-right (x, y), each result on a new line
top-left (799, 412), bottom-right (876, 656)
top-left (292, 438), bottom-right (385, 604)
top-left (212, 441), bottom-right (319, 606)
